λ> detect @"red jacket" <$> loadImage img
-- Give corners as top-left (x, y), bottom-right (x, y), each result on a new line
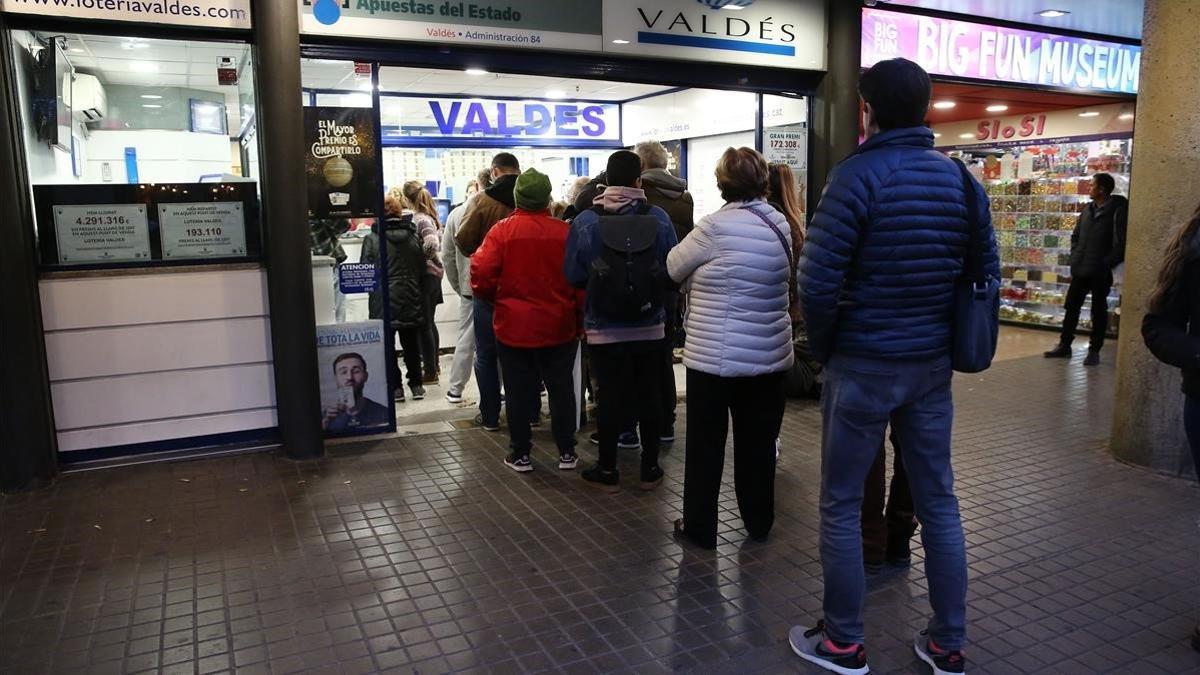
top-left (470, 208), bottom-right (584, 348)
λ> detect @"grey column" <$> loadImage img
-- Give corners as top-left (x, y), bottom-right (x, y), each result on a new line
top-left (0, 22), bottom-right (58, 490)
top-left (1111, 0), bottom-right (1200, 474)
top-left (252, 0), bottom-right (324, 459)
top-left (808, 0), bottom-right (861, 217)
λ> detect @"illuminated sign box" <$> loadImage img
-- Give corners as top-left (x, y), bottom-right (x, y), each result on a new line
top-left (861, 8), bottom-right (1141, 95)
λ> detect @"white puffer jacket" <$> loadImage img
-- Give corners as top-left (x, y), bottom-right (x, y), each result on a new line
top-left (667, 199), bottom-right (794, 378)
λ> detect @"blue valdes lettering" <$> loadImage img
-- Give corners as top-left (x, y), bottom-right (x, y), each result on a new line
top-left (637, 8), bottom-right (797, 43)
top-left (426, 100), bottom-right (608, 138)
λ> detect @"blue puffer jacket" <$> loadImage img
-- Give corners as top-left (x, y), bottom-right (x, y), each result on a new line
top-left (799, 126), bottom-right (1000, 363)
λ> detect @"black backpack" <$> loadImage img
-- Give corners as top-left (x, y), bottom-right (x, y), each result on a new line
top-left (587, 204), bottom-right (665, 322)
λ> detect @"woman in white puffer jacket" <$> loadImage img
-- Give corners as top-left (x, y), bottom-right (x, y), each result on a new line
top-left (666, 146), bottom-right (795, 550)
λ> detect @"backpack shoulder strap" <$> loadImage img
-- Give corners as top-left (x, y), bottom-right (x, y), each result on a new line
top-left (636, 202), bottom-right (652, 216)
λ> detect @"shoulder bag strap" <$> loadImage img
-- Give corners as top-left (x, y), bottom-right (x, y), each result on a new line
top-left (951, 157), bottom-right (983, 282)
top-left (743, 205), bottom-right (798, 306)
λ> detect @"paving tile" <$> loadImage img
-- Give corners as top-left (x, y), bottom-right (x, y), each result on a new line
top-left (1, 342), bottom-right (1197, 674)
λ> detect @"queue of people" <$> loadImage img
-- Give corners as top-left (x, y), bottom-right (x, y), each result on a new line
top-left (357, 57), bottom-right (1191, 675)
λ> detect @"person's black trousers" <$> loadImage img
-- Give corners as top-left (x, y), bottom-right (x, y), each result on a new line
top-left (419, 275), bottom-right (441, 378)
top-left (1059, 272), bottom-right (1113, 351)
top-left (681, 368), bottom-right (786, 549)
top-left (497, 339), bottom-right (578, 456)
top-left (390, 327), bottom-right (424, 395)
top-left (590, 340), bottom-right (662, 471)
top-left (862, 434), bottom-right (916, 565)
top-left (660, 294), bottom-right (679, 432)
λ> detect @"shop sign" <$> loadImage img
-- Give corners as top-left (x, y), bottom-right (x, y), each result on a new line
top-left (382, 96), bottom-right (620, 144)
top-left (317, 321), bottom-right (391, 434)
top-left (299, 0), bottom-right (603, 51)
top-left (763, 124), bottom-right (806, 171)
top-left (304, 107), bottom-right (380, 219)
top-left (52, 204), bottom-right (151, 263)
top-left (604, 0), bottom-right (826, 70)
top-left (158, 202), bottom-right (246, 259)
top-left (932, 103), bottom-right (1135, 150)
top-left (0, 0), bottom-right (251, 29)
top-left (862, 8), bottom-right (1141, 95)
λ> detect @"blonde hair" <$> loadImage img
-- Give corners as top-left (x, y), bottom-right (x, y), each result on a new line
top-left (565, 176), bottom-right (591, 204)
top-left (715, 147), bottom-right (769, 203)
top-left (768, 163), bottom-right (806, 251)
top-left (402, 180), bottom-right (439, 223)
top-left (549, 201), bottom-right (568, 219)
top-left (634, 141), bottom-right (670, 171)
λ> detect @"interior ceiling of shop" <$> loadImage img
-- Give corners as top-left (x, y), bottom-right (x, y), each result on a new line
top-left (881, 0), bottom-right (1143, 40)
top-left (302, 60), bottom-right (673, 101)
top-left (54, 33), bottom-right (249, 130)
top-left (927, 83), bottom-right (1126, 123)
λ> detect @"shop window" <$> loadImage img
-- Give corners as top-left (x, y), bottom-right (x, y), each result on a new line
top-left (10, 31), bottom-right (261, 269)
top-left (761, 93), bottom-right (809, 215)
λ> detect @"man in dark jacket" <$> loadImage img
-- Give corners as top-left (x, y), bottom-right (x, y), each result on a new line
top-left (453, 152), bottom-right (520, 430)
top-left (1045, 173), bottom-right (1128, 365)
top-left (635, 141), bottom-right (694, 444)
top-left (790, 58), bottom-right (997, 675)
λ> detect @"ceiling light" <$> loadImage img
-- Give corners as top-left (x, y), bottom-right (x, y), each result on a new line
top-left (123, 41), bottom-right (150, 50)
top-left (140, 94), bottom-right (163, 99)
top-left (142, 104), bottom-right (162, 109)
top-left (959, 133), bottom-right (974, 139)
top-left (1078, 111), bottom-right (1100, 117)
top-left (130, 61), bottom-right (158, 73)
top-left (464, 68), bottom-right (488, 76)
top-left (1118, 112), bottom-right (1134, 120)
top-left (612, 39), bottom-right (630, 45)
top-left (985, 104), bottom-right (1009, 112)
top-left (933, 132), bottom-right (942, 138)
top-left (932, 100), bottom-right (956, 110)
top-left (1037, 9), bottom-right (1069, 18)
top-left (723, 4), bottom-right (744, 8)
top-left (545, 89), bottom-right (566, 99)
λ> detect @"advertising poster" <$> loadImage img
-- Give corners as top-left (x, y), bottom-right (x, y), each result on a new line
top-left (316, 320), bottom-right (392, 434)
top-left (305, 107), bottom-right (379, 220)
top-left (159, 202), bottom-right (247, 258)
top-left (763, 124), bottom-right (807, 172)
top-left (53, 204), bottom-right (151, 263)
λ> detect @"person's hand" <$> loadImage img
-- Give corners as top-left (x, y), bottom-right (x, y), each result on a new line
top-left (321, 404), bottom-right (344, 430)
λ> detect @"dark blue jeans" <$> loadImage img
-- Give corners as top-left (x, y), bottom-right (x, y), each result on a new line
top-left (1186, 396), bottom-right (1200, 482)
top-left (819, 354), bottom-right (966, 650)
top-left (472, 299), bottom-right (502, 427)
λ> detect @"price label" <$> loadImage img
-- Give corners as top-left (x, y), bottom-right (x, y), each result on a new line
top-left (159, 202), bottom-right (247, 259)
top-left (53, 204), bottom-right (151, 263)
top-left (763, 124), bottom-right (807, 172)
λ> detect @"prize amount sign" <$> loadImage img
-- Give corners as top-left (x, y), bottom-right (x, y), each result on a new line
top-left (764, 126), bottom-right (806, 171)
top-left (159, 202), bottom-right (247, 259)
top-left (53, 204), bottom-right (151, 263)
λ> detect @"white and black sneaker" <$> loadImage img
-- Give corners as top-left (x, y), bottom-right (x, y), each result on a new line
top-left (789, 621), bottom-right (869, 675)
top-left (914, 631), bottom-right (965, 674)
top-left (445, 390), bottom-right (464, 405)
top-left (558, 453), bottom-right (578, 470)
top-left (504, 452), bottom-right (533, 473)
top-left (617, 432), bottom-right (641, 449)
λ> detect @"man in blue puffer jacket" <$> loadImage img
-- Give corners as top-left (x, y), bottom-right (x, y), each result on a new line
top-left (789, 58), bottom-right (998, 675)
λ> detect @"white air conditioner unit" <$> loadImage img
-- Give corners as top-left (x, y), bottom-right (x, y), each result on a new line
top-left (69, 73), bottom-right (107, 122)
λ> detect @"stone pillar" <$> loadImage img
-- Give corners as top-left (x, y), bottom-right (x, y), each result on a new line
top-left (808, 0), bottom-right (861, 219)
top-left (1110, 0), bottom-right (1200, 475)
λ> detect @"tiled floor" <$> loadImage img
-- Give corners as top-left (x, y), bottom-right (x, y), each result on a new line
top-left (2, 331), bottom-right (1198, 674)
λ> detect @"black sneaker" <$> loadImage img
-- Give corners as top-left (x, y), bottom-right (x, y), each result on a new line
top-left (581, 465), bottom-right (620, 493)
top-left (1083, 350), bottom-right (1100, 366)
top-left (1043, 344), bottom-right (1072, 359)
top-left (411, 384), bottom-right (426, 400)
top-left (504, 452), bottom-right (532, 473)
top-left (659, 428), bottom-right (675, 444)
top-left (789, 621), bottom-right (869, 675)
top-left (589, 431), bottom-right (600, 445)
top-left (914, 630), bottom-right (965, 675)
top-left (617, 432), bottom-right (640, 449)
top-left (531, 413), bottom-right (543, 428)
top-left (639, 464), bottom-right (664, 491)
top-left (394, 389), bottom-right (405, 403)
top-left (474, 414), bottom-right (500, 432)
top-left (558, 452), bottom-right (578, 471)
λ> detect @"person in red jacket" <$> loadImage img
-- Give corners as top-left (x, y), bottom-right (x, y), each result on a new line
top-left (471, 168), bottom-right (585, 474)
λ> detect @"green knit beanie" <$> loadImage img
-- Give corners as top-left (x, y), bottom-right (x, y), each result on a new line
top-left (513, 168), bottom-right (552, 211)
